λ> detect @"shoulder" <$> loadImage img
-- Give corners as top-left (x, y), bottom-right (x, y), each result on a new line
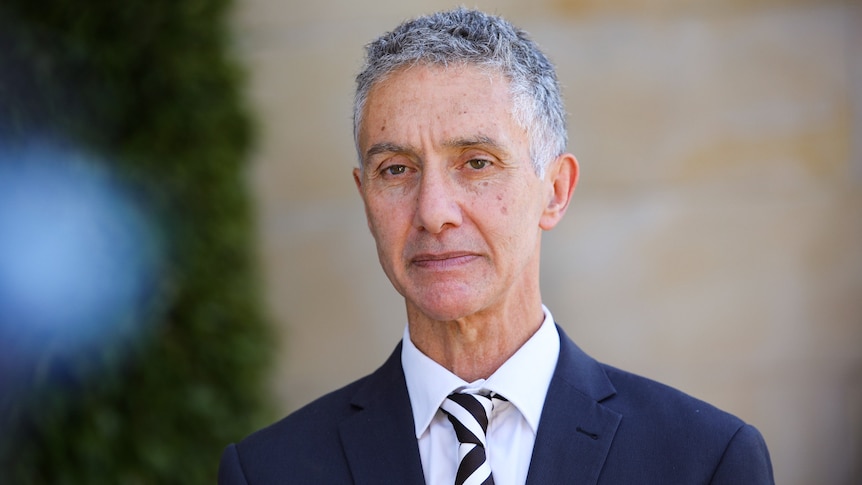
top-left (243, 375), bottom-right (368, 450)
top-left (221, 341), bottom-right (409, 484)
top-left (601, 363), bottom-right (741, 430)
top-left (555, 326), bottom-right (753, 439)
top-left (551, 328), bottom-right (772, 482)
top-left (221, 376), bottom-right (369, 484)
top-left (597, 363), bottom-right (773, 483)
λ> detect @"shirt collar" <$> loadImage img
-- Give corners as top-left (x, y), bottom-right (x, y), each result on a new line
top-left (401, 305), bottom-right (560, 439)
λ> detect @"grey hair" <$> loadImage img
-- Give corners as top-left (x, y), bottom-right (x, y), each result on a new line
top-left (353, 8), bottom-right (567, 178)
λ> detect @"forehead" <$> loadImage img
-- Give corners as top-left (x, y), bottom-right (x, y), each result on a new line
top-left (358, 64), bottom-right (523, 155)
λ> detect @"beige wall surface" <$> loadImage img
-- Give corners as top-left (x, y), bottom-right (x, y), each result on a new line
top-left (233, 1), bottom-right (862, 483)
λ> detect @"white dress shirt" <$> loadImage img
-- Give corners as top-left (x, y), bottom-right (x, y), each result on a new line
top-left (401, 305), bottom-right (561, 485)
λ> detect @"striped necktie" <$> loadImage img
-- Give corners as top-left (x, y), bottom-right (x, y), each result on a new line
top-left (440, 391), bottom-right (504, 485)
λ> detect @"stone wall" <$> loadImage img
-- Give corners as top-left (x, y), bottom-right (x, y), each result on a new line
top-left (233, 1), bottom-right (862, 483)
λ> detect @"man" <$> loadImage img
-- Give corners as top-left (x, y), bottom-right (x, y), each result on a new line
top-left (219, 8), bottom-right (774, 484)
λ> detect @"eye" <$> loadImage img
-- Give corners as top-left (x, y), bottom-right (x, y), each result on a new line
top-left (384, 165), bottom-right (407, 176)
top-left (467, 159), bottom-right (491, 170)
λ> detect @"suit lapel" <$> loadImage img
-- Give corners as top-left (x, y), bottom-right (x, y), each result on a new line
top-left (526, 327), bottom-right (621, 485)
top-left (338, 343), bottom-right (426, 485)
top-left (336, 329), bottom-right (621, 485)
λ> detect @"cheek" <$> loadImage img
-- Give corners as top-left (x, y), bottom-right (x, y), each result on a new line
top-left (491, 191), bottom-right (545, 245)
top-left (496, 194), bottom-right (508, 215)
top-left (366, 202), bottom-right (409, 252)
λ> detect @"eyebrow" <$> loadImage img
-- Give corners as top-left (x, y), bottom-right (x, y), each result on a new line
top-left (442, 135), bottom-right (505, 152)
top-left (364, 135), bottom-right (509, 163)
top-left (364, 142), bottom-right (412, 162)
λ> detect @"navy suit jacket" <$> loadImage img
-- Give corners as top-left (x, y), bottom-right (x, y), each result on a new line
top-left (219, 326), bottom-right (774, 484)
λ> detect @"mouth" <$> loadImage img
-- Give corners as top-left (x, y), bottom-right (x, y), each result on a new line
top-left (410, 251), bottom-right (479, 269)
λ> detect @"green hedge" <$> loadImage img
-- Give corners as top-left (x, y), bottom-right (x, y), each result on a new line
top-left (0, 1), bottom-right (273, 483)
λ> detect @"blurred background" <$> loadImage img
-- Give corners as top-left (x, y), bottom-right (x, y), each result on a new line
top-left (1, 1), bottom-right (271, 483)
top-left (235, 1), bottom-right (860, 484)
top-left (1, 0), bottom-right (860, 484)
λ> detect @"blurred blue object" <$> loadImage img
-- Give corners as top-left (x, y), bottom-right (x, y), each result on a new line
top-left (0, 140), bottom-right (163, 388)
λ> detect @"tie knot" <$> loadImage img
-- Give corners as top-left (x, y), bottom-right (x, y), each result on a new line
top-left (440, 391), bottom-right (506, 445)
top-left (444, 392), bottom-right (491, 437)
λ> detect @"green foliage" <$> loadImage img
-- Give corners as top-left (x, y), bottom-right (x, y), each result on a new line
top-left (0, 0), bottom-right (273, 483)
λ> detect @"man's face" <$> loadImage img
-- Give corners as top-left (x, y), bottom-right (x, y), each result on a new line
top-left (354, 64), bottom-right (567, 322)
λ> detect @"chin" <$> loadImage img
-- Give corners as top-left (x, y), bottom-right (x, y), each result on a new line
top-left (409, 293), bottom-right (484, 322)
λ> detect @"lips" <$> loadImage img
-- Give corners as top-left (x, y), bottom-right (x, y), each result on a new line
top-left (410, 251), bottom-right (480, 269)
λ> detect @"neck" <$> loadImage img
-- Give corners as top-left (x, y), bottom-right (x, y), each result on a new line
top-left (407, 298), bottom-right (545, 382)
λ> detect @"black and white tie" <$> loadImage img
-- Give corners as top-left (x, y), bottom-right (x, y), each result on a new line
top-left (441, 391), bottom-right (502, 485)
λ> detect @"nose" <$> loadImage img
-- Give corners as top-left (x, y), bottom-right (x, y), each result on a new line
top-left (413, 168), bottom-right (462, 234)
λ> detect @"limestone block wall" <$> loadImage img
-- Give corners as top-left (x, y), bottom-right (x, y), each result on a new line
top-left (233, 1), bottom-right (861, 483)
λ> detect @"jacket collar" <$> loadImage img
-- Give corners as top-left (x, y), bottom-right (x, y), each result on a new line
top-left (526, 325), bottom-right (621, 485)
top-left (338, 343), bottom-right (427, 484)
top-left (338, 325), bottom-right (621, 485)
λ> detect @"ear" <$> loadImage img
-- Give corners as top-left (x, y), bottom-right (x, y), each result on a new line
top-left (353, 166), bottom-right (376, 233)
top-left (353, 167), bottom-right (363, 194)
top-left (539, 153), bottom-right (579, 231)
